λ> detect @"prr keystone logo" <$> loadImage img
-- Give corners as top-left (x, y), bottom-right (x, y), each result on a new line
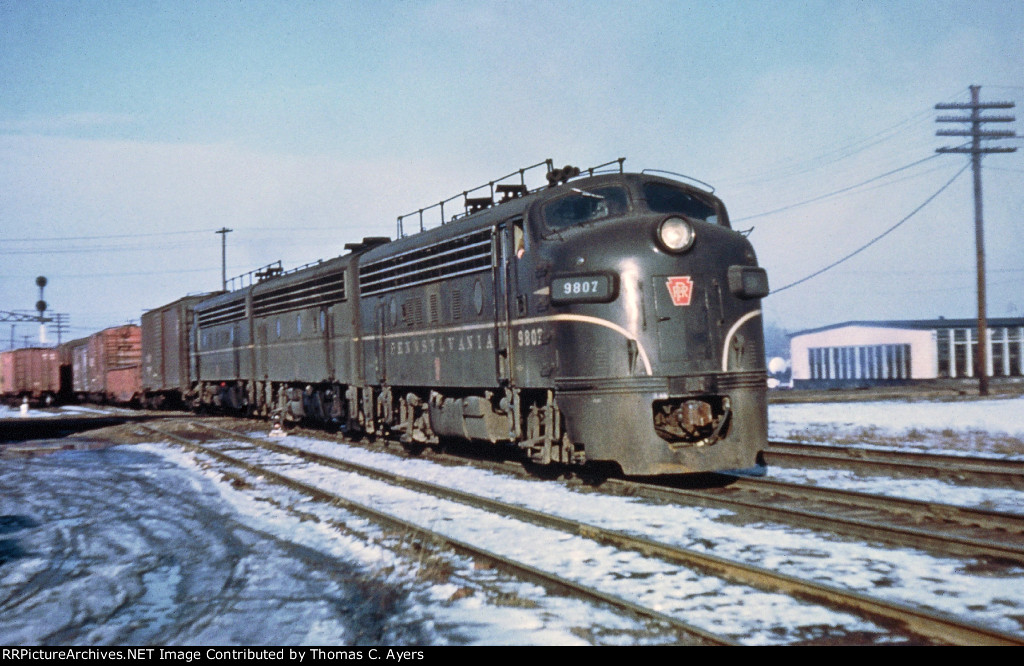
top-left (665, 276), bottom-right (694, 306)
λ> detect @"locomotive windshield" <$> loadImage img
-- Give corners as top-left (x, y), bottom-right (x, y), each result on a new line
top-left (643, 182), bottom-right (721, 225)
top-left (543, 186), bottom-right (629, 230)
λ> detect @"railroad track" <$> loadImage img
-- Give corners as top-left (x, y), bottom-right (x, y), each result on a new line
top-left (138, 420), bottom-right (1024, 646)
top-left (137, 422), bottom-right (729, 646)
top-left (282, 425), bottom-right (1024, 567)
top-left (602, 474), bottom-right (1024, 566)
top-left (765, 440), bottom-right (1024, 488)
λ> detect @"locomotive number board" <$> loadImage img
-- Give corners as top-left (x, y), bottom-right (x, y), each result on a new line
top-left (550, 273), bottom-right (616, 304)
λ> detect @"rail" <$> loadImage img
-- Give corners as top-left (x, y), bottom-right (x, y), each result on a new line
top-left (765, 440), bottom-right (1024, 488)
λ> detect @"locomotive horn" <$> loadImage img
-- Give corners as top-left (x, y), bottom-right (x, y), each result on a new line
top-left (546, 164), bottom-right (581, 187)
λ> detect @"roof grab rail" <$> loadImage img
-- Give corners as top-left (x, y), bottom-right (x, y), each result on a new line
top-left (394, 157), bottom-right (628, 239)
top-left (397, 159), bottom-right (554, 238)
top-left (227, 260), bottom-right (284, 292)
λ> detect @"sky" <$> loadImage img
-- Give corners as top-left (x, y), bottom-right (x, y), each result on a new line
top-left (1, 0), bottom-right (1021, 345)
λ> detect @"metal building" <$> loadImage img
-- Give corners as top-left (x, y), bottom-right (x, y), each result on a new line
top-left (789, 318), bottom-right (1024, 388)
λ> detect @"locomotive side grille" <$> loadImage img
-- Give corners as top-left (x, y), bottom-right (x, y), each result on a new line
top-left (252, 272), bottom-right (346, 317)
top-left (359, 229), bottom-right (491, 296)
top-left (451, 289), bottom-right (463, 320)
top-left (196, 272), bottom-right (346, 327)
top-left (197, 300), bottom-right (246, 327)
top-left (401, 298), bottom-right (424, 327)
top-left (428, 293), bottom-right (440, 324)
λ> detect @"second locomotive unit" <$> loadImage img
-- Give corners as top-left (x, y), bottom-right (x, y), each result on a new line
top-left (147, 159), bottom-right (769, 476)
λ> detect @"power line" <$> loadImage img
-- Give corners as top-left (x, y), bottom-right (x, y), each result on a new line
top-left (721, 103), bottom-right (941, 187)
top-left (0, 242), bottom-right (207, 255)
top-left (4, 229), bottom-right (211, 242)
top-left (733, 153), bottom-right (944, 222)
top-left (770, 162), bottom-right (970, 295)
top-left (0, 267), bottom-right (220, 278)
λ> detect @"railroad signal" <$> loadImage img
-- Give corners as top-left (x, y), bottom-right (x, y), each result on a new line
top-left (35, 275), bottom-right (48, 343)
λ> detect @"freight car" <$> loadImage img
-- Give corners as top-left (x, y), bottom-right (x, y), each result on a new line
top-left (66, 325), bottom-right (142, 404)
top-left (63, 336), bottom-right (90, 402)
top-left (141, 294), bottom-right (216, 409)
top-left (0, 347), bottom-right (61, 405)
top-left (171, 159), bottom-right (769, 476)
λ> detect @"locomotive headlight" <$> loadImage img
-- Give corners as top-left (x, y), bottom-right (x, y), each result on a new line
top-left (657, 217), bottom-right (695, 253)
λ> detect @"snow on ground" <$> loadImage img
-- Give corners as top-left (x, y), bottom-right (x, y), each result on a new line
top-left (0, 442), bottom-right (681, 646)
top-left (250, 432), bottom-right (1024, 640)
top-left (190, 437), bottom-right (888, 645)
top-left (2, 396), bottom-right (1023, 645)
top-left (767, 396), bottom-right (1024, 512)
top-left (769, 396), bottom-right (1024, 456)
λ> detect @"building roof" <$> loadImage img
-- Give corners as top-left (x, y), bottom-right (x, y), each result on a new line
top-left (790, 317), bottom-right (1024, 338)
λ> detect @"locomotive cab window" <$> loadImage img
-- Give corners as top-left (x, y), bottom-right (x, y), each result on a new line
top-left (643, 182), bottom-right (722, 225)
top-left (543, 186), bottom-right (628, 231)
top-left (513, 219), bottom-right (525, 258)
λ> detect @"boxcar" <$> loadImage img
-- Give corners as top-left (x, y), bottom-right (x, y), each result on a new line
top-left (0, 347), bottom-right (61, 405)
top-left (83, 325), bottom-right (142, 404)
top-left (141, 294), bottom-right (215, 408)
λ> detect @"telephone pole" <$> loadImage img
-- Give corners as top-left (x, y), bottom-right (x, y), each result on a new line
top-left (215, 227), bottom-right (233, 291)
top-left (936, 85), bottom-right (1017, 396)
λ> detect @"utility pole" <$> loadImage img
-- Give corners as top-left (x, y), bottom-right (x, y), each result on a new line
top-left (216, 227), bottom-right (233, 291)
top-left (936, 85), bottom-right (1017, 396)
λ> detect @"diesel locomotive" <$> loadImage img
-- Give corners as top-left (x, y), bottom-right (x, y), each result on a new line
top-left (142, 159), bottom-right (769, 476)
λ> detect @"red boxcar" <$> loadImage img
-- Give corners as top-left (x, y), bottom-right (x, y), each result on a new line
top-left (81, 325), bottom-right (142, 404)
top-left (0, 347), bottom-right (61, 404)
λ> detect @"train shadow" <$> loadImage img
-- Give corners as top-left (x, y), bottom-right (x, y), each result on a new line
top-left (578, 468), bottom-right (743, 491)
top-left (423, 437), bottom-right (757, 492)
top-left (0, 413), bottom-right (186, 443)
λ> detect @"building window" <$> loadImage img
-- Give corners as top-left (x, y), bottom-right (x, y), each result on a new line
top-left (992, 327), bottom-right (1006, 377)
top-left (1010, 328), bottom-right (1022, 376)
top-left (937, 329), bottom-right (951, 378)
